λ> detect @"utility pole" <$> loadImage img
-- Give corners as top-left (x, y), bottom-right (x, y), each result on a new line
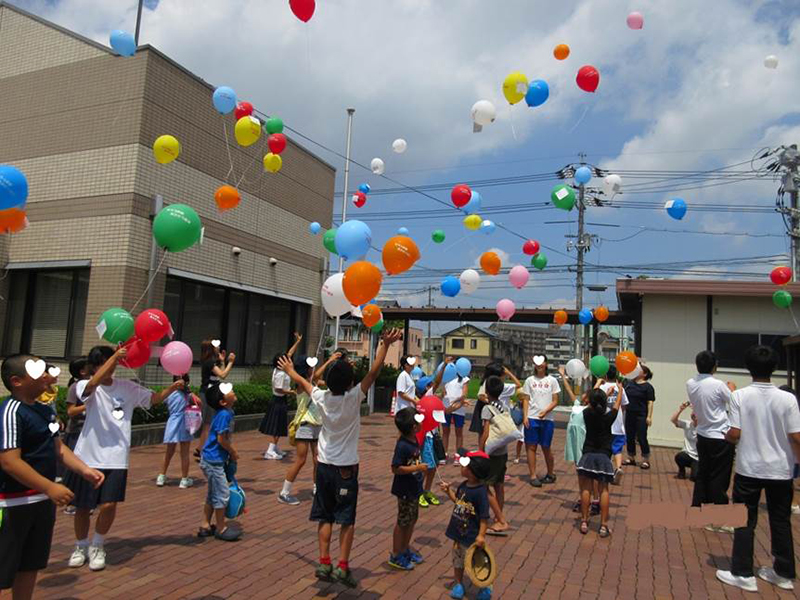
top-left (333, 108), bottom-right (355, 350)
top-left (426, 285), bottom-right (433, 372)
top-left (778, 145), bottom-right (800, 281)
top-left (576, 180), bottom-right (586, 360)
top-left (134, 0), bottom-right (144, 45)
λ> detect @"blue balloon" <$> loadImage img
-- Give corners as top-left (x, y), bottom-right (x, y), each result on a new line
top-left (212, 86), bottom-right (237, 115)
top-left (309, 222), bottom-right (321, 235)
top-left (462, 190), bottom-right (482, 215)
top-left (666, 198), bottom-right (687, 220)
top-left (358, 183), bottom-right (371, 194)
top-left (397, 227), bottom-right (410, 236)
top-left (525, 79), bottom-right (550, 107)
top-left (479, 220), bottom-right (496, 235)
top-left (411, 366), bottom-right (424, 381)
top-left (441, 276), bottom-right (461, 297)
top-left (109, 30), bottom-right (136, 57)
top-left (575, 166), bottom-right (592, 185)
top-left (416, 376), bottom-right (433, 395)
top-left (0, 165), bottom-right (28, 210)
top-left (455, 357), bottom-right (472, 378)
top-left (334, 220), bottom-right (372, 260)
top-left (578, 308), bottom-right (593, 324)
top-left (441, 363), bottom-right (458, 385)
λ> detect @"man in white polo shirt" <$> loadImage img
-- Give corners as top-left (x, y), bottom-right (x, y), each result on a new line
top-left (716, 345), bottom-right (800, 593)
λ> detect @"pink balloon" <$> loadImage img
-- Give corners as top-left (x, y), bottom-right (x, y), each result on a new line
top-left (627, 11), bottom-right (644, 29)
top-left (161, 341), bottom-right (193, 376)
top-left (508, 265), bottom-right (530, 289)
top-left (496, 298), bottom-right (516, 321)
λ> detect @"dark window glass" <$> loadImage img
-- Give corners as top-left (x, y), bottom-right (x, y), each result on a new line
top-left (182, 283), bottom-right (225, 354)
top-left (67, 270), bottom-right (90, 357)
top-left (261, 298), bottom-right (291, 364)
top-left (227, 291), bottom-right (247, 357)
top-left (760, 334), bottom-right (788, 371)
top-left (245, 294), bottom-right (262, 364)
top-left (451, 338), bottom-right (464, 349)
top-left (29, 271), bottom-right (73, 357)
top-left (4, 271), bottom-right (28, 355)
top-left (714, 332), bottom-right (760, 369)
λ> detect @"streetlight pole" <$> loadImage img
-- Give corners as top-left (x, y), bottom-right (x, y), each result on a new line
top-left (333, 108), bottom-right (355, 350)
top-left (575, 181), bottom-right (586, 361)
top-left (134, 0), bottom-right (144, 45)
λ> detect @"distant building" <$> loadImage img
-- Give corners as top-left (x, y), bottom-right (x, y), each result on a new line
top-left (545, 330), bottom-right (574, 371)
top-left (490, 322), bottom-right (551, 371)
top-left (326, 319), bottom-right (422, 368)
top-left (422, 335), bottom-right (443, 374)
top-left (442, 324), bottom-right (524, 375)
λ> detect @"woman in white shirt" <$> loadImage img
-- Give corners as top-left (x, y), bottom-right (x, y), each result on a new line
top-left (260, 333), bottom-right (303, 460)
top-left (442, 374), bottom-right (470, 462)
top-left (395, 356), bottom-right (418, 412)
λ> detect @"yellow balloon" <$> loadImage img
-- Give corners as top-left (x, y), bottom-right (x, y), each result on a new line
top-left (153, 135), bottom-right (180, 165)
top-left (235, 116), bottom-right (262, 147)
top-left (263, 152), bottom-right (283, 173)
top-left (463, 214), bottom-right (482, 231)
top-left (502, 72), bottom-right (528, 105)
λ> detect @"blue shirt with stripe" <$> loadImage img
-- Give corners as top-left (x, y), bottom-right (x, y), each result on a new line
top-left (0, 398), bottom-right (58, 495)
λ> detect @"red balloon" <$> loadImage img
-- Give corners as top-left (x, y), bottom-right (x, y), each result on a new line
top-left (451, 184), bottom-right (472, 208)
top-left (522, 239), bottom-right (540, 255)
top-left (119, 337), bottom-right (151, 369)
top-left (576, 65), bottom-right (600, 93)
top-left (415, 394), bottom-right (446, 446)
top-left (289, 0), bottom-right (315, 22)
top-left (771, 266), bottom-right (793, 286)
top-left (234, 101), bottom-right (253, 121)
top-left (268, 133), bottom-right (287, 155)
top-left (352, 192), bottom-right (367, 208)
top-left (135, 309), bottom-right (171, 343)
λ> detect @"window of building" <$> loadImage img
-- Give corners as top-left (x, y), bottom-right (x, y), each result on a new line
top-left (713, 331), bottom-right (787, 370)
top-left (451, 338), bottom-right (464, 349)
top-left (3, 269), bottom-right (89, 358)
top-left (470, 339), bottom-right (478, 350)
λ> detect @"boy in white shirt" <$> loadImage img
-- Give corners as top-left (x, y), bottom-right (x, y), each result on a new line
top-left (280, 328), bottom-right (402, 589)
top-left (716, 345), bottom-right (800, 594)
top-left (521, 355), bottom-right (560, 487)
top-left (670, 401), bottom-right (698, 481)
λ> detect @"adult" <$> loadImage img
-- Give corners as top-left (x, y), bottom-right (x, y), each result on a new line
top-left (442, 371), bottom-right (470, 462)
top-left (716, 345), bottom-right (800, 593)
top-left (521, 355), bottom-right (560, 487)
top-left (686, 350), bottom-right (735, 508)
top-left (261, 333), bottom-right (303, 460)
top-left (395, 356), bottom-right (417, 412)
top-left (195, 340), bottom-right (234, 459)
top-left (622, 365), bottom-right (654, 470)
top-left (671, 401), bottom-right (698, 482)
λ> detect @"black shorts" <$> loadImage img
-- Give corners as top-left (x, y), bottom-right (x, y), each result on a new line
top-left (0, 501), bottom-right (56, 589)
top-left (485, 453), bottom-right (508, 486)
top-left (310, 462), bottom-right (359, 525)
top-left (65, 468), bottom-right (127, 509)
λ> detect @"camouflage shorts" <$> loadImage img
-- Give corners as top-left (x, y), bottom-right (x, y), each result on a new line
top-left (396, 497), bottom-right (419, 527)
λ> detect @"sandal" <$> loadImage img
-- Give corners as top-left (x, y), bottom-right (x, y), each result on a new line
top-left (640, 462), bottom-right (650, 470)
top-left (197, 525), bottom-right (216, 538)
top-left (599, 525), bottom-right (611, 538)
top-left (622, 458), bottom-right (636, 466)
top-left (579, 520), bottom-right (589, 534)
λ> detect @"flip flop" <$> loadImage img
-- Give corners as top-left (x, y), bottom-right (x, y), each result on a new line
top-left (640, 462), bottom-right (651, 470)
top-left (599, 525), bottom-right (611, 538)
top-left (487, 526), bottom-right (511, 537)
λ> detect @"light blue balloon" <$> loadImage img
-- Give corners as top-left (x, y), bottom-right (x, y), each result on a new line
top-left (334, 220), bottom-right (372, 260)
top-left (309, 222), bottom-right (321, 235)
top-left (416, 376), bottom-right (433, 395)
top-left (455, 357), bottom-right (472, 378)
top-left (212, 86), bottom-right (237, 115)
top-left (666, 198), bottom-right (687, 220)
top-left (578, 308), bottom-right (593, 324)
top-left (441, 363), bottom-right (458, 385)
top-left (525, 79), bottom-right (549, 107)
top-left (441, 276), bottom-right (461, 297)
top-left (411, 366), bottom-right (424, 381)
top-left (109, 30), bottom-right (136, 57)
top-left (358, 183), bottom-right (371, 194)
top-left (462, 190), bottom-right (482, 215)
top-left (479, 220), bottom-right (496, 235)
top-left (0, 165), bottom-right (28, 210)
top-left (397, 227), bottom-right (410, 236)
top-left (575, 166), bottom-right (592, 185)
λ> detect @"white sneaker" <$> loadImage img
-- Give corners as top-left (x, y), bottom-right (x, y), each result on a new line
top-left (179, 477), bottom-right (193, 489)
top-left (88, 546), bottom-right (106, 571)
top-left (716, 570), bottom-right (758, 592)
top-left (276, 449), bottom-right (286, 457)
top-left (792, 504), bottom-right (800, 515)
top-left (264, 451), bottom-right (281, 460)
top-left (758, 567), bottom-right (794, 590)
top-left (156, 474), bottom-right (166, 487)
top-left (68, 546), bottom-right (87, 568)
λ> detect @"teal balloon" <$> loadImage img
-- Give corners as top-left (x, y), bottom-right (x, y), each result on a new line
top-left (551, 184), bottom-right (576, 211)
top-left (323, 228), bottom-right (338, 254)
top-left (773, 290), bottom-right (793, 308)
top-left (98, 307), bottom-right (134, 344)
top-left (432, 229), bottom-right (445, 243)
top-left (589, 355), bottom-right (610, 378)
top-left (531, 253), bottom-right (547, 270)
top-left (152, 204), bottom-right (202, 252)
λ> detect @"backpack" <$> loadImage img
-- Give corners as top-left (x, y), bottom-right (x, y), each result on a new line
top-left (184, 393), bottom-right (203, 436)
top-left (224, 461), bottom-right (246, 519)
top-left (485, 402), bottom-right (523, 455)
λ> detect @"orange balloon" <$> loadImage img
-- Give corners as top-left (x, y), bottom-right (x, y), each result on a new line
top-left (0, 208), bottom-right (27, 234)
top-left (362, 304), bottom-right (382, 328)
top-left (342, 261), bottom-right (383, 307)
top-left (214, 185), bottom-right (241, 212)
top-left (554, 310), bottom-right (568, 326)
top-left (615, 351), bottom-right (638, 376)
top-left (595, 306), bottom-right (609, 323)
top-left (480, 251), bottom-right (501, 276)
top-left (382, 235), bottom-right (420, 275)
top-left (554, 44), bottom-right (570, 60)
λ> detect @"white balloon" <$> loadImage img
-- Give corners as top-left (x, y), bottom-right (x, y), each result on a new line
top-left (471, 100), bottom-right (497, 126)
top-left (565, 358), bottom-right (587, 380)
top-left (764, 55), bottom-right (779, 69)
top-left (321, 273), bottom-right (351, 317)
top-left (392, 139), bottom-right (407, 154)
top-left (603, 174), bottom-right (622, 197)
top-left (624, 362), bottom-right (643, 380)
top-left (370, 158), bottom-right (385, 175)
top-left (459, 269), bottom-right (481, 294)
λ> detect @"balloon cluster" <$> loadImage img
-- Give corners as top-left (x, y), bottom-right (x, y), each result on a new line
top-left (352, 183), bottom-right (371, 209)
top-left (0, 165), bottom-right (29, 235)
top-left (770, 266), bottom-right (793, 308)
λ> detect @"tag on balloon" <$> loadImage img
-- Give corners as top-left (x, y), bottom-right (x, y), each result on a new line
top-left (95, 319), bottom-right (107, 339)
top-left (306, 357), bottom-right (319, 368)
top-left (459, 456), bottom-right (471, 467)
top-left (25, 359), bottom-right (46, 380)
top-left (219, 382), bottom-right (233, 395)
top-left (199, 227), bottom-right (205, 245)
top-left (414, 413), bottom-right (425, 423)
top-left (533, 356), bottom-right (545, 366)
top-left (406, 357), bottom-right (417, 366)
top-left (47, 366), bottom-right (61, 378)
top-left (555, 187), bottom-right (569, 200)
top-left (212, 339), bottom-right (221, 348)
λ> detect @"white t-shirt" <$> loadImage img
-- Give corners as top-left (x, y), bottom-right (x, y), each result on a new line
top-left (601, 382), bottom-right (628, 436)
top-left (313, 385), bottom-right (366, 466)
top-left (395, 370), bottom-right (416, 411)
top-left (522, 375), bottom-right (561, 421)
top-left (272, 369), bottom-right (292, 397)
top-left (676, 419), bottom-right (698, 460)
top-left (478, 382), bottom-right (517, 410)
top-left (730, 383), bottom-right (800, 480)
top-left (444, 377), bottom-right (469, 416)
top-left (686, 374), bottom-right (731, 439)
top-left (74, 379), bottom-right (152, 469)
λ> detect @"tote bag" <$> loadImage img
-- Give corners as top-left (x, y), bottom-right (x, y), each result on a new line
top-left (485, 402), bottom-right (523, 455)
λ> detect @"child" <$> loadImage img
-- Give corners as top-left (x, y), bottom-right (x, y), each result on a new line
top-left (443, 371), bottom-right (470, 462)
top-left (671, 401), bottom-right (698, 481)
top-left (65, 346), bottom-right (184, 571)
top-left (0, 354), bottom-right (104, 600)
top-left (196, 339), bottom-right (235, 459)
top-left (62, 357), bottom-right (90, 512)
top-left (417, 365), bottom-right (449, 508)
top-left (600, 366), bottom-right (628, 484)
top-left (440, 451), bottom-right (492, 600)
top-left (157, 374), bottom-right (194, 488)
top-left (779, 385), bottom-right (800, 514)
top-left (521, 355), bottom-right (560, 487)
top-left (388, 407), bottom-right (428, 570)
top-left (395, 355), bottom-right (418, 411)
top-left (280, 328), bottom-right (403, 589)
top-left (197, 388), bottom-right (241, 541)
top-left (261, 332), bottom-right (303, 460)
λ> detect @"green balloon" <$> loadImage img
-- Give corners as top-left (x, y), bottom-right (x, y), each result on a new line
top-left (589, 355), bottom-right (609, 378)
top-left (152, 204), bottom-right (202, 252)
top-left (773, 290), bottom-right (793, 308)
top-left (323, 228), bottom-right (338, 254)
top-left (551, 184), bottom-right (576, 211)
top-left (531, 253), bottom-right (548, 270)
top-left (99, 307), bottom-right (134, 344)
top-left (432, 229), bottom-right (446, 244)
top-left (265, 117), bottom-right (284, 135)
top-left (371, 319), bottom-right (384, 333)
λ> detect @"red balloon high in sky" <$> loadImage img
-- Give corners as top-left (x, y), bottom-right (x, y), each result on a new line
top-left (522, 239), bottom-right (540, 255)
top-left (576, 65), bottom-right (600, 93)
top-left (451, 184), bottom-right (472, 208)
top-left (289, 0), bottom-right (315, 22)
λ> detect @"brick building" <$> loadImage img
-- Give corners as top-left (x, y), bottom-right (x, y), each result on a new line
top-left (0, 3), bottom-right (334, 382)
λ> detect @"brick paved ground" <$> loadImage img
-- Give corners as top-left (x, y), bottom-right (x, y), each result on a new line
top-left (36, 413), bottom-right (800, 600)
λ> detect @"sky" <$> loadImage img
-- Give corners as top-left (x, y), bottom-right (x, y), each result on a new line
top-left (12, 0), bottom-right (800, 333)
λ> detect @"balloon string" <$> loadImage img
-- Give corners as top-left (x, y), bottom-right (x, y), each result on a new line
top-left (789, 304), bottom-right (800, 333)
top-left (568, 104), bottom-right (590, 134)
top-left (129, 251), bottom-right (169, 316)
top-left (508, 105), bottom-right (517, 141)
top-left (439, 233), bottom-right (469, 255)
top-left (222, 119), bottom-right (236, 185)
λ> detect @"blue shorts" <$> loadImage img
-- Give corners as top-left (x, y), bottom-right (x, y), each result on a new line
top-left (421, 436), bottom-right (436, 469)
top-left (444, 413), bottom-right (465, 428)
top-left (611, 434), bottom-right (626, 456)
top-left (794, 463), bottom-right (799, 479)
top-left (200, 459), bottom-right (230, 509)
top-left (524, 419), bottom-right (555, 448)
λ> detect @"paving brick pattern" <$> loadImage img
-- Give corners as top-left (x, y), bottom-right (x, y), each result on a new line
top-left (37, 414), bottom-right (800, 599)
